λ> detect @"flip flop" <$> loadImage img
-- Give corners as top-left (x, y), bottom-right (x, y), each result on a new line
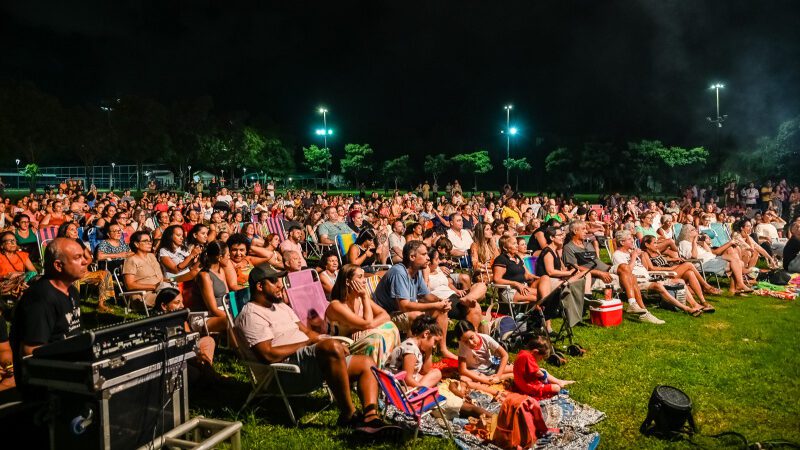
top-left (691, 309), bottom-right (704, 317)
top-left (701, 305), bottom-right (715, 313)
top-left (704, 288), bottom-right (721, 295)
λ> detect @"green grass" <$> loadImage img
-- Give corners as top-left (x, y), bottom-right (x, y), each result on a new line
top-left (80, 287), bottom-right (800, 449)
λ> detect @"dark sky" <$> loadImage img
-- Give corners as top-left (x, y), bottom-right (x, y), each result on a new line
top-left (2, 0), bottom-right (799, 162)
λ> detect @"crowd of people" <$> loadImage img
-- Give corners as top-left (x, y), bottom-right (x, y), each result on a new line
top-left (1, 176), bottom-right (799, 438)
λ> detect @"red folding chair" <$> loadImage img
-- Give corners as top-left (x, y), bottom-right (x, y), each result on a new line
top-left (370, 367), bottom-right (454, 440)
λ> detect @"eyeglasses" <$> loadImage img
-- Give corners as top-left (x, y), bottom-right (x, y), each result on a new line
top-left (109, 229), bottom-right (122, 233)
top-left (1, 239), bottom-right (15, 244)
top-left (138, 239), bottom-right (152, 243)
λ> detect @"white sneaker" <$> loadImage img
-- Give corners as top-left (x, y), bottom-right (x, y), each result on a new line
top-left (626, 303), bottom-right (648, 315)
top-left (640, 312), bottom-right (665, 325)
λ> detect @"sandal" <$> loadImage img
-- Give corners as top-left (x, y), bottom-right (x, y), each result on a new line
top-left (701, 305), bottom-right (716, 313)
top-left (690, 309), bottom-right (704, 317)
top-left (704, 287), bottom-right (721, 295)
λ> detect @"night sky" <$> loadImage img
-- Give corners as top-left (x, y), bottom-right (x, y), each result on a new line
top-left (2, 1), bottom-right (799, 163)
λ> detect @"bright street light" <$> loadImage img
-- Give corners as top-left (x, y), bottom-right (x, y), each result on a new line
top-left (110, 162), bottom-right (115, 190)
top-left (509, 127), bottom-right (518, 135)
top-left (707, 83), bottom-right (726, 128)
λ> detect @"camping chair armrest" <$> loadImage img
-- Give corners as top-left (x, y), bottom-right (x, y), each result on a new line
top-left (648, 271), bottom-right (677, 278)
top-left (271, 363), bottom-right (301, 373)
top-left (329, 336), bottom-right (354, 346)
top-left (489, 283), bottom-right (512, 290)
top-left (121, 289), bottom-right (149, 296)
top-left (407, 386), bottom-right (441, 403)
top-left (684, 258), bottom-right (703, 264)
top-left (368, 264), bottom-right (392, 271)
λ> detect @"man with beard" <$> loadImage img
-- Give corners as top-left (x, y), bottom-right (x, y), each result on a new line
top-left (234, 265), bottom-right (394, 433)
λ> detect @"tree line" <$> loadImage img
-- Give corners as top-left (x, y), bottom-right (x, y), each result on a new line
top-left (0, 80), bottom-right (796, 193)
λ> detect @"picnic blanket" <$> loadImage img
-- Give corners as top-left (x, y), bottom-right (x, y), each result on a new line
top-left (383, 391), bottom-right (604, 450)
top-left (754, 281), bottom-right (799, 300)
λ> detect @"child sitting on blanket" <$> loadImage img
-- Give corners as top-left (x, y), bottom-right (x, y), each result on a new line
top-left (512, 335), bottom-right (575, 399)
top-left (385, 315), bottom-right (443, 388)
top-left (454, 320), bottom-right (514, 385)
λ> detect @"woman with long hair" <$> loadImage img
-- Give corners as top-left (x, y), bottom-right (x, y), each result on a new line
top-left (676, 224), bottom-right (751, 296)
top-left (193, 240), bottom-right (231, 332)
top-left (157, 225), bottom-right (201, 281)
top-left (121, 230), bottom-right (165, 309)
top-left (730, 218), bottom-right (778, 270)
top-left (325, 264), bottom-right (400, 368)
top-left (40, 201), bottom-right (70, 228)
top-left (470, 221), bottom-right (499, 282)
top-left (640, 235), bottom-right (719, 310)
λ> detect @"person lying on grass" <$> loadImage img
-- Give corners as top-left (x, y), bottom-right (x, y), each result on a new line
top-left (512, 335), bottom-right (574, 400)
top-left (454, 320), bottom-right (514, 386)
top-left (385, 315), bottom-right (443, 389)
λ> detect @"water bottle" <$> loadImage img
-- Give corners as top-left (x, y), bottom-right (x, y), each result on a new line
top-left (604, 284), bottom-right (613, 300)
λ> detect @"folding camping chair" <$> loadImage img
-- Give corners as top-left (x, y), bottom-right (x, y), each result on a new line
top-left (486, 263), bottom-right (535, 323)
top-left (305, 231), bottom-right (333, 260)
top-left (335, 232), bottom-right (358, 263)
top-left (283, 269), bottom-right (333, 335)
top-left (112, 267), bottom-right (151, 315)
top-left (36, 225), bottom-right (59, 262)
top-left (703, 222), bottom-right (731, 248)
top-left (264, 217), bottom-right (287, 242)
top-left (371, 367), bottom-right (454, 440)
top-left (221, 296), bottom-right (334, 425)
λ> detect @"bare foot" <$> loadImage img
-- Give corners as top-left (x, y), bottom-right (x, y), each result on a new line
top-left (560, 380), bottom-right (576, 386)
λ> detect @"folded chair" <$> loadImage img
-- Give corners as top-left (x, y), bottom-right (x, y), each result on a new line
top-left (284, 269), bottom-right (332, 335)
top-left (221, 296), bottom-right (333, 425)
top-left (371, 367), bottom-right (454, 440)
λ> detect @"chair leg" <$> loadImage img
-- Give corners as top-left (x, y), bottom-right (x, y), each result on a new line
top-left (273, 373), bottom-right (298, 426)
top-left (434, 402), bottom-right (455, 440)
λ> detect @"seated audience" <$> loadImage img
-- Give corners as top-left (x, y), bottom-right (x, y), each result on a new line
top-left (385, 315), bottom-right (443, 388)
top-left (122, 230), bottom-right (166, 309)
top-left (325, 264), bottom-right (401, 368)
top-left (677, 224), bottom-right (752, 296)
top-left (317, 252), bottom-right (340, 300)
top-left (493, 235), bottom-right (539, 303)
top-left (373, 241), bottom-right (456, 359)
top-left (235, 264), bottom-right (390, 431)
top-left (454, 320), bottom-right (513, 385)
top-left (613, 230), bottom-right (697, 316)
top-left (512, 335), bottom-right (574, 400)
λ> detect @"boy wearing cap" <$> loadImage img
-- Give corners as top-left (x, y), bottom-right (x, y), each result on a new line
top-left (235, 264), bottom-right (390, 431)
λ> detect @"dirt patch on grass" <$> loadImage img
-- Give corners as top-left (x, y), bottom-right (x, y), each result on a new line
top-left (703, 321), bottom-right (730, 331)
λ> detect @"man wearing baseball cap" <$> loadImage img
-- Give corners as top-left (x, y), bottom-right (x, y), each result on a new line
top-left (234, 264), bottom-right (391, 432)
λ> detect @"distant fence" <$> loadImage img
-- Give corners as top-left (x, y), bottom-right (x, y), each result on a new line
top-left (2, 164), bottom-right (169, 190)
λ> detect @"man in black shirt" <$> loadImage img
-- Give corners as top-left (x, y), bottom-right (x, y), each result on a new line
top-left (10, 238), bottom-right (88, 392)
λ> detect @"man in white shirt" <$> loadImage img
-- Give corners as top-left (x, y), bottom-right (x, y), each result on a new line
top-left (446, 214), bottom-right (473, 257)
top-left (235, 265), bottom-right (391, 431)
top-left (387, 219), bottom-right (406, 264)
top-left (279, 225), bottom-right (308, 267)
top-left (216, 187), bottom-right (233, 205)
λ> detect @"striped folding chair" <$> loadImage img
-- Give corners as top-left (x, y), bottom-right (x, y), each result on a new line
top-left (265, 217), bottom-right (286, 242)
top-left (371, 367), bottom-right (453, 440)
top-left (335, 232), bottom-right (357, 263)
top-left (364, 274), bottom-right (382, 298)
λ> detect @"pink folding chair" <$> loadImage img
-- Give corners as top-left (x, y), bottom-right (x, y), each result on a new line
top-left (283, 269), bottom-right (330, 334)
top-left (265, 217), bottom-right (286, 242)
top-left (371, 367), bottom-right (454, 440)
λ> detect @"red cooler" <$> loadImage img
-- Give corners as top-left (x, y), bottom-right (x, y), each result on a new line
top-left (590, 299), bottom-right (623, 327)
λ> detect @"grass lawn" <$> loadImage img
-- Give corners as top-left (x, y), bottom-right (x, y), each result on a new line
top-left (81, 286), bottom-right (800, 449)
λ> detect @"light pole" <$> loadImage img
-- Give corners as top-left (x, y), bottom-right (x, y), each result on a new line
top-left (243, 167), bottom-right (247, 188)
top-left (110, 162), bottom-right (115, 190)
top-left (15, 159), bottom-right (20, 189)
top-left (318, 108), bottom-right (328, 149)
top-left (503, 104), bottom-right (513, 184)
top-left (706, 83), bottom-right (727, 183)
top-left (187, 165), bottom-right (192, 191)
